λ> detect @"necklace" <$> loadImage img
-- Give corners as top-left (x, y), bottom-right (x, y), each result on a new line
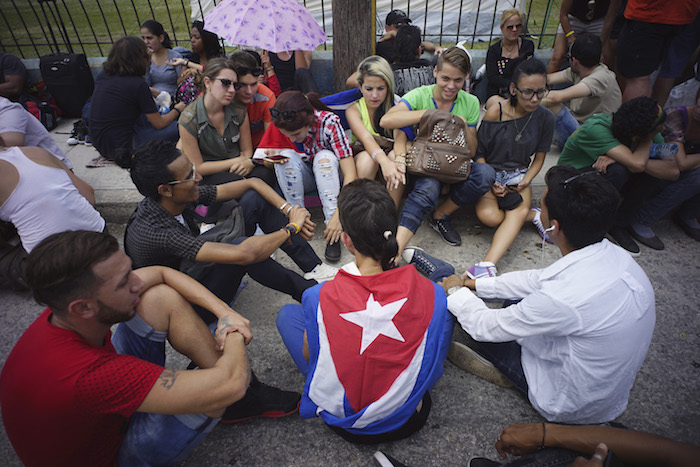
top-left (502, 39), bottom-right (517, 58)
top-left (512, 104), bottom-right (534, 142)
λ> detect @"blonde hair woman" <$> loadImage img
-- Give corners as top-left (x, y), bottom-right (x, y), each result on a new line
top-left (346, 56), bottom-right (404, 206)
top-left (485, 9), bottom-right (535, 109)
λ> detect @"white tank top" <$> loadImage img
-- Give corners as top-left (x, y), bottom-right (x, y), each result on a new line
top-left (0, 147), bottom-right (105, 253)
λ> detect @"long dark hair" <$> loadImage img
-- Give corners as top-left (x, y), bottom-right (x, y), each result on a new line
top-left (271, 90), bottom-right (333, 131)
top-left (338, 179), bottom-right (398, 271)
top-left (192, 20), bottom-right (222, 61)
top-left (141, 20), bottom-right (172, 49)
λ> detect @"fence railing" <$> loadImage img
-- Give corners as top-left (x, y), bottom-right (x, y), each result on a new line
top-left (1, 0), bottom-right (560, 59)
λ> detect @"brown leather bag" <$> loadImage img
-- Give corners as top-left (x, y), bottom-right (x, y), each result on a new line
top-left (405, 109), bottom-right (472, 184)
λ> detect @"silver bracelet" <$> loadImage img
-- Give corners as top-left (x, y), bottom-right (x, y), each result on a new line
top-left (279, 201), bottom-right (290, 213)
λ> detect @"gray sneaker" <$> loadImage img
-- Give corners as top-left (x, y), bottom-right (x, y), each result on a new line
top-left (447, 341), bottom-right (514, 388)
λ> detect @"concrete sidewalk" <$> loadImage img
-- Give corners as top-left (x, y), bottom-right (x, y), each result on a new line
top-left (0, 118), bottom-right (698, 465)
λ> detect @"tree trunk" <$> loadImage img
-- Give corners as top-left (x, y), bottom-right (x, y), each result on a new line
top-left (331, 0), bottom-right (374, 93)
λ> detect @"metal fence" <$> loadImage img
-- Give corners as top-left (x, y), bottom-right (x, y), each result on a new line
top-left (0, 0), bottom-right (560, 59)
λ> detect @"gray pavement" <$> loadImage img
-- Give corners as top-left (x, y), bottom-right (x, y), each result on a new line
top-left (0, 118), bottom-right (698, 465)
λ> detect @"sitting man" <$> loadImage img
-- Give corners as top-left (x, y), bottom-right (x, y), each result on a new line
top-left (628, 100), bottom-right (700, 247)
top-left (348, 24), bottom-right (435, 96)
top-left (229, 51), bottom-right (276, 149)
top-left (440, 165), bottom-right (655, 425)
top-left (0, 230), bottom-right (297, 465)
top-left (0, 96), bottom-right (73, 169)
top-left (380, 46), bottom-right (495, 254)
top-left (0, 143), bottom-right (104, 291)
top-left (541, 33), bottom-right (622, 149)
top-left (557, 96), bottom-right (680, 255)
top-left (375, 10), bottom-right (442, 64)
top-left (0, 50), bottom-right (27, 101)
top-left (125, 140), bottom-right (335, 325)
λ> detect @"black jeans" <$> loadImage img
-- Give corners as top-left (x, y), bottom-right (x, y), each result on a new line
top-left (193, 238), bottom-right (317, 324)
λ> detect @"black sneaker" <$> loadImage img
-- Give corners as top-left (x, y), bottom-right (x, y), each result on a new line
top-left (429, 215), bottom-right (462, 246)
top-left (325, 241), bottom-right (341, 262)
top-left (221, 381), bottom-right (300, 424)
top-left (608, 226), bottom-right (640, 257)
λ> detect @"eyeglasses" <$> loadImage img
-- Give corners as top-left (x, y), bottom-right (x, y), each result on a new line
top-left (214, 78), bottom-right (243, 91)
top-left (505, 23), bottom-right (523, 30)
top-left (167, 162), bottom-right (197, 184)
top-left (565, 53), bottom-right (573, 61)
top-left (270, 107), bottom-right (308, 121)
top-left (235, 65), bottom-right (263, 77)
top-left (561, 170), bottom-right (600, 188)
top-left (515, 85), bottom-right (549, 100)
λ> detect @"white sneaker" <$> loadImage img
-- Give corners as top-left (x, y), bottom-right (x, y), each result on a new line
top-left (303, 263), bottom-right (339, 283)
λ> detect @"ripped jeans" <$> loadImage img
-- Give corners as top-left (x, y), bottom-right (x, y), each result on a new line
top-left (274, 149), bottom-right (341, 224)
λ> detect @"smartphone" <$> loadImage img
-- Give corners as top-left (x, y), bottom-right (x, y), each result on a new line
top-left (263, 155), bottom-right (288, 162)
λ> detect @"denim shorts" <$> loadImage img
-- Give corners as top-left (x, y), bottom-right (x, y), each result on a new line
top-left (113, 315), bottom-right (220, 466)
top-left (494, 167), bottom-right (528, 187)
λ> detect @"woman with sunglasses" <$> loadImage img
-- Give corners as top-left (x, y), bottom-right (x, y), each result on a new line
top-left (466, 59), bottom-right (555, 280)
top-left (485, 9), bottom-right (535, 110)
top-left (264, 91), bottom-right (357, 262)
top-left (346, 56), bottom-right (405, 206)
top-left (168, 21), bottom-right (224, 106)
top-left (179, 58), bottom-right (271, 221)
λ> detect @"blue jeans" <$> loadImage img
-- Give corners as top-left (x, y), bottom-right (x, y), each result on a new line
top-left (636, 166), bottom-right (700, 225)
top-left (275, 302), bottom-right (454, 377)
top-left (132, 114), bottom-right (180, 150)
top-left (274, 150), bottom-right (341, 224)
top-left (112, 314), bottom-right (219, 466)
top-left (399, 162), bottom-right (495, 233)
top-left (552, 106), bottom-right (580, 149)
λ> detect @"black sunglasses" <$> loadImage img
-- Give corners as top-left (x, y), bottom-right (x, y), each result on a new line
top-left (214, 77), bottom-right (243, 91)
top-left (505, 23), bottom-right (522, 30)
top-left (269, 107), bottom-right (307, 121)
top-left (235, 65), bottom-right (263, 77)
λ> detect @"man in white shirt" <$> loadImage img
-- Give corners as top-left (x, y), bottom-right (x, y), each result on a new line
top-left (541, 34), bottom-right (622, 149)
top-left (439, 165), bottom-right (655, 424)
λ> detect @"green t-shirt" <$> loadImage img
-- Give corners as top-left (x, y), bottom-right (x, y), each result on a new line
top-left (558, 113), bottom-right (663, 169)
top-left (400, 85), bottom-right (480, 126)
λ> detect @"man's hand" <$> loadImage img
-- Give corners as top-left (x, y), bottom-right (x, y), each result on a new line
top-left (593, 155), bottom-right (615, 173)
top-left (495, 423), bottom-right (544, 458)
top-left (214, 309), bottom-right (253, 349)
top-left (324, 211), bottom-right (343, 245)
top-left (438, 274), bottom-right (464, 293)
top-left (229, 158), bottom-right (254, 176)
top-left (288, 206), bottom-right (315, 241)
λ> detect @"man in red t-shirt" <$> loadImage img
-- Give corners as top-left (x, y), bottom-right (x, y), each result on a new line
top-left (0, 230), bottom-right (297, 466)
top-left (230, 51), bottom-right (277, 149)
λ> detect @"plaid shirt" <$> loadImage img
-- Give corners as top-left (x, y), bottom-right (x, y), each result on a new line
top-left (124, 185), bottom-right (217, 269)
top-left (298, 110), bottom-right (353, 161)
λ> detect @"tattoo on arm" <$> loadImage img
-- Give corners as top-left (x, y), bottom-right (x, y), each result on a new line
top-left (158, 369), bottom-right (178, 390)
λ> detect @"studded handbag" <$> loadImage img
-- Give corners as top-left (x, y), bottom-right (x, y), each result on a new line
top-left (405, 109), bottom-right (472, 184)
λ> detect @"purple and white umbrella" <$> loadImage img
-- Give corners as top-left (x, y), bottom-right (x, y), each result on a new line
top-left (204, 0), bottom-right (328, 53)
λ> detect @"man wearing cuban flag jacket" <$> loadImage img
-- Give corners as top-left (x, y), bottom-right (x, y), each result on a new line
top-left (276, 179), bottom-right (454, 443)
